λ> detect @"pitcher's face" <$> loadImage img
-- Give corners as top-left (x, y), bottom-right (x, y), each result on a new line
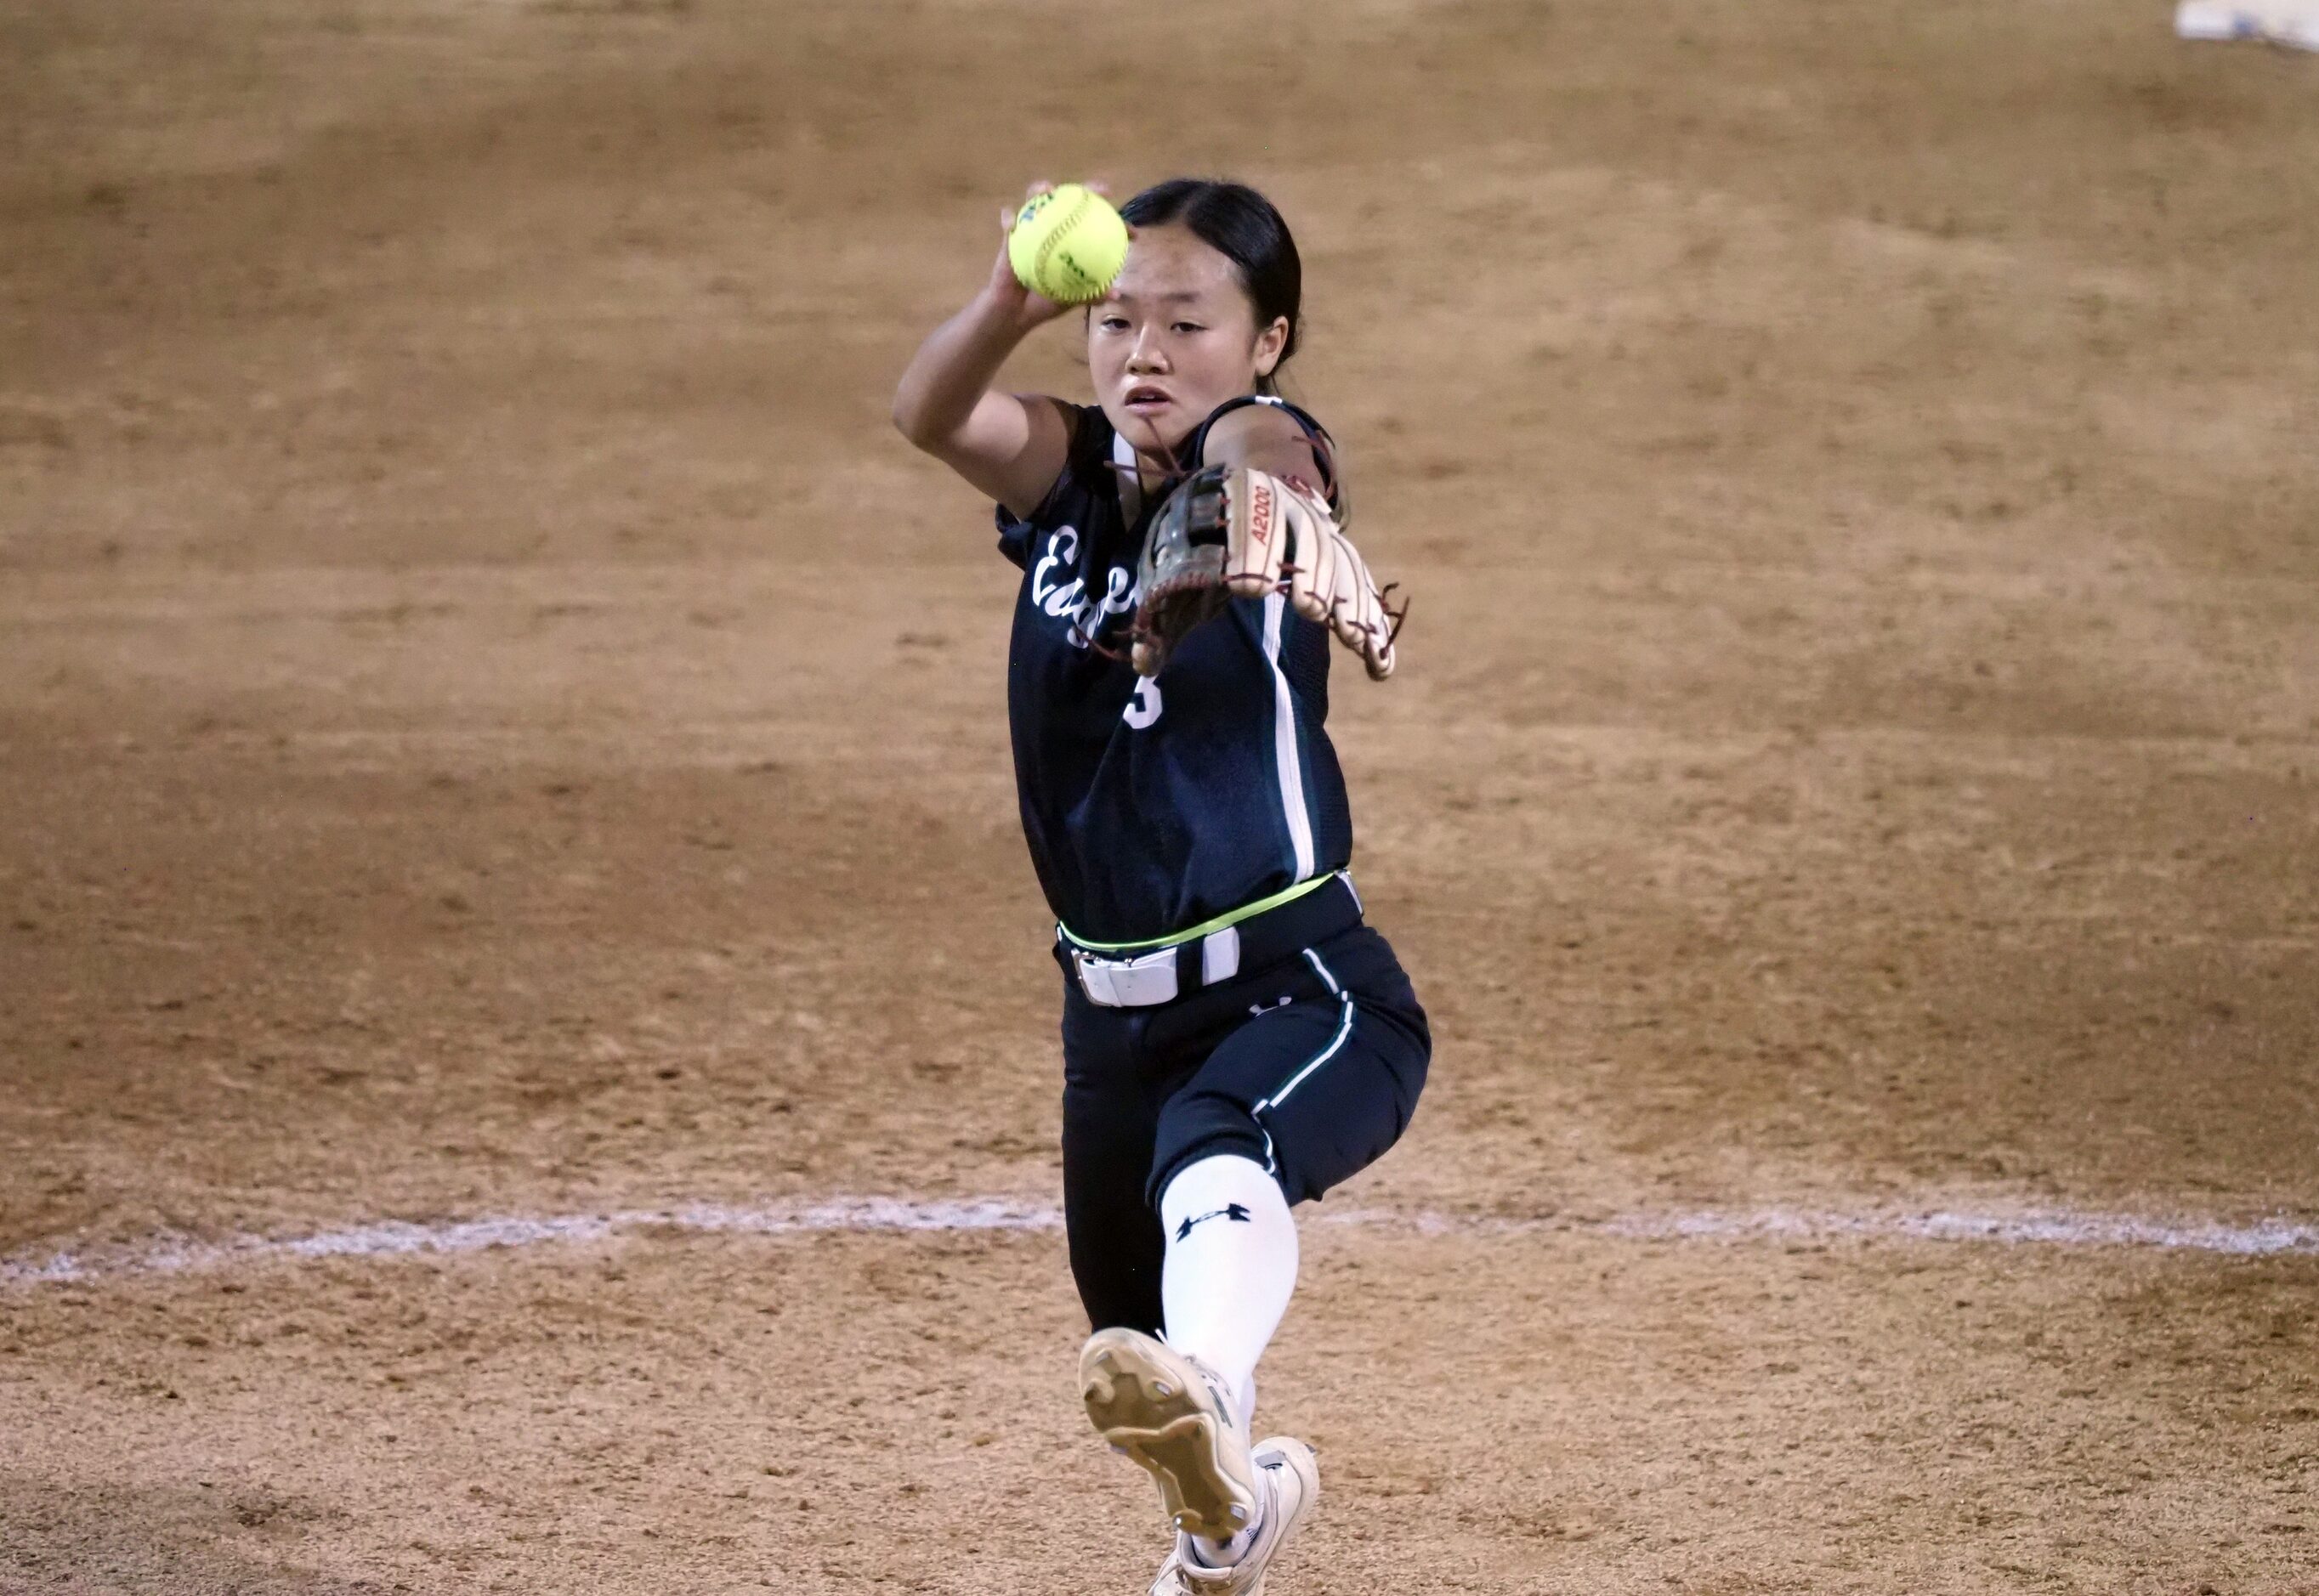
top-left (1088, 224), bottom-right (1290, 460)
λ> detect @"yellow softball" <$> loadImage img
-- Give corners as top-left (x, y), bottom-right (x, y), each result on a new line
top-left (1008, 184), bottom-right (1130, 305)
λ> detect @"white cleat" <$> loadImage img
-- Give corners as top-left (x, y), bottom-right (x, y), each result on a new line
top-left (1146, 1437), bottom-right (1320, 1596)
top-left (1080, 1328), bottom-right (1256, 1540)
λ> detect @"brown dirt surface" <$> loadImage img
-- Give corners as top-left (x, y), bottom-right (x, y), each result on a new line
top-left (4, 0), bottom-right (2317, 1591)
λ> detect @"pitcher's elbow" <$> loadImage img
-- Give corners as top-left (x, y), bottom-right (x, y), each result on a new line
top-left (891, 394), bottom-right (934, 450)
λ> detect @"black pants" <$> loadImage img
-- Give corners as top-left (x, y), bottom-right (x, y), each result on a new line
top-left (1057, 920), bottom-right (1430, 1336)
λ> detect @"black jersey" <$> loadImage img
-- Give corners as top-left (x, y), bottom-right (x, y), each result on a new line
top-left (995, 397), bottom-right (1354, 947)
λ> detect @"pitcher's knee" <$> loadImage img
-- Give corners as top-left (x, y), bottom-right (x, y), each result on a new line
top-left (1148, 1092), bottom-right (1276, 1211)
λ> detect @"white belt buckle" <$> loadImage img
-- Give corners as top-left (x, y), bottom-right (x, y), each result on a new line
top-left (1200, 925), bottom-right (1240, 985)
top-left (1075, 947), bottom-right (1180, 1008)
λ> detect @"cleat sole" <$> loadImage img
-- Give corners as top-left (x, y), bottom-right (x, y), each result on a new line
top-left (1079, 1329), bottom-right (1255, 1540)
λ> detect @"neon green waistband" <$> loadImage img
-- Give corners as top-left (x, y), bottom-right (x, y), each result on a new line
top-left (1059, 872), bottom-right (1339, 954)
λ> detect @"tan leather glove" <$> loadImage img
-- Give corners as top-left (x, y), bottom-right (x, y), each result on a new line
top-left (1131, 464), bottom-right (1403, 680)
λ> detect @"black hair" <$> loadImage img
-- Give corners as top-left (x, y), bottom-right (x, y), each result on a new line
top-left (1116, 178), bottom-right (1302, 392)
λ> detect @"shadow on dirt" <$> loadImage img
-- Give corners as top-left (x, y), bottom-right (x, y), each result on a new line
top-left (0, 1474), bottom-right (396, 1595)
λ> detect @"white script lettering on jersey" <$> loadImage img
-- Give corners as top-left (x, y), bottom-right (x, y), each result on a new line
top-left (1031, 527), bottom-right (1139, 651)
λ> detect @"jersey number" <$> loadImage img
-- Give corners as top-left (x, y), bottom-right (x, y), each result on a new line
top-left (1123, 677), bottom-right (1163, 729)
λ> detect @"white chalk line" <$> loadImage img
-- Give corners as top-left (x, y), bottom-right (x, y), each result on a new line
top-left (0, 1197), bottom-right (1058, 1290)
top-left (6, 1195), bottom-right (2317, 1292)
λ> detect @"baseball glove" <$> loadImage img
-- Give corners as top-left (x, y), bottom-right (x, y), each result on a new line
top-left (1130, 464), bottom-right (1403, 681)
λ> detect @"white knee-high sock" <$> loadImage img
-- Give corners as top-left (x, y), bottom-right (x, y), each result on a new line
top-left (1158, 1153), bottom-right (1298, 1427)
top-left (1160, 1154), bottom-right (1297, 1569)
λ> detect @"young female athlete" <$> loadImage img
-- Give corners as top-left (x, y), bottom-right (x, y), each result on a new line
top-left (893, 178), bottom-right (1431, 1595)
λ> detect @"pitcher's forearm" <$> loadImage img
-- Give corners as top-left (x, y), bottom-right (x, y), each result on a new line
top-left (893, 290), bottom-right (1030, 448)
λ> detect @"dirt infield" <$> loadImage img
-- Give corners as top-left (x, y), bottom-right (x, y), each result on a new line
top-left (4, 1), bottom-right (2317, 1591)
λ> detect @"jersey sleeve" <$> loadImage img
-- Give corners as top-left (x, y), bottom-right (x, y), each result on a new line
top-left (994, 503), bottom-right (1037, 570)
top-left (994, 403), bottom-right (1104, 569)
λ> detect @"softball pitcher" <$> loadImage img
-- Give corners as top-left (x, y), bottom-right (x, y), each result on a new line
top-left (893, 177), bottom-right (1429, 1595)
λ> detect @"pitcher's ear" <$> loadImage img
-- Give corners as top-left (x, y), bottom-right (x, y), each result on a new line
top-left (1252, 315), bottom-right (1290, 378)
